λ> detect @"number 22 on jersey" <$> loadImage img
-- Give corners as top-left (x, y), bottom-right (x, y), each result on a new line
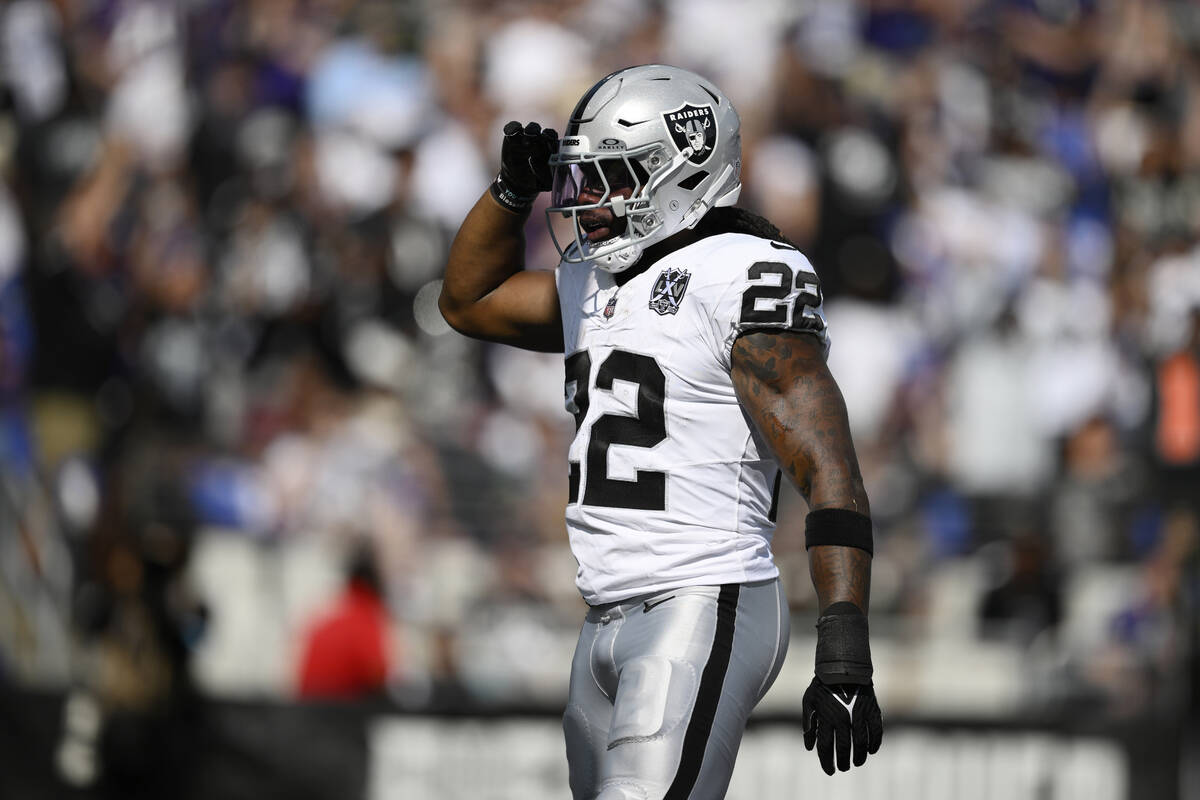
top-left (564, 349), bottom-right (667, 511)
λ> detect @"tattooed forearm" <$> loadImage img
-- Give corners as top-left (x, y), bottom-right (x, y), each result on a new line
top-left (731, 330), bottom-right (870, 515)
top-left (731, 330), bottom-right (872, 615)
top-left (809, 545), bottom-right (871, 613)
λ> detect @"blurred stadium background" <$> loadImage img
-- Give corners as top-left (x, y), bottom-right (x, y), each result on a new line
top-left (0, 0), bottom-right (1197, 798)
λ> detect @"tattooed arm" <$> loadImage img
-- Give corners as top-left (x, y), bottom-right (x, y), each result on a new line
top-left (730, 330), bottom-right (871, 613)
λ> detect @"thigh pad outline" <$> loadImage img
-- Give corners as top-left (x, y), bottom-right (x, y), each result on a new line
top-left (607, 656), bottom-right (698, 750)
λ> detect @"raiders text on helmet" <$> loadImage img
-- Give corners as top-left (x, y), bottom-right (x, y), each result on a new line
top-left (547, 65), bottom-right (742, 272)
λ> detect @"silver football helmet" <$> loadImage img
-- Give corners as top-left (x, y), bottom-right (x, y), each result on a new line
top-left (546, 65), bottom-right (742, 272)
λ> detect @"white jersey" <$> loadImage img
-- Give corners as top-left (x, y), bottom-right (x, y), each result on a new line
top-left (556, 232), bottom-right (829, 604)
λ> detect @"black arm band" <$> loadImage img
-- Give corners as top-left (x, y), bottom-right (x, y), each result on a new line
top-left (814, 601), bottom-right (873, 686)
top-left (805, 508), bottom-right (873, 555)
top-left (489, 176), bottom-right (535, 213)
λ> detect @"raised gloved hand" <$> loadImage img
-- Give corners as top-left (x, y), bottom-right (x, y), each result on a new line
top-left (489, 121), bottom-right (558, 213)
top-left (801, 602), bottom-right (884, 774)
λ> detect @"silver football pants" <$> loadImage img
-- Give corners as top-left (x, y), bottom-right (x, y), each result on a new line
top-left (563, 578), bottom-right (790, 800)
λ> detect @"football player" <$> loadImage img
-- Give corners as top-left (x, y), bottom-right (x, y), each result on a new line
top-left (440, 65), bottom-right (882, 798)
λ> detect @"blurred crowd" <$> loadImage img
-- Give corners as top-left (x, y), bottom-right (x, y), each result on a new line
top-left (0, 0), bottom-right (1198, 752)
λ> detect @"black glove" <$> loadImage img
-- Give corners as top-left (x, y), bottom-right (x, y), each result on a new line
top-left (490, 121), bottom-right (558, 213)
top-left (801, 602), bottom-right (883, 774)
top-left (802, 677), bottom-right (883, 774)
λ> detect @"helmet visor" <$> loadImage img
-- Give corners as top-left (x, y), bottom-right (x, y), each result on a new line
top-left (549, 156), bottom-right (645, 209)
top-left (545, 147), bottom-right (663, 265)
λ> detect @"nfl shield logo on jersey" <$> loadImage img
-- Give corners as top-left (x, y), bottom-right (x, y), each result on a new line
top-left (649, 267), bottom-right (691, 315)
top-left (663, 104), bottom-right (716, 165)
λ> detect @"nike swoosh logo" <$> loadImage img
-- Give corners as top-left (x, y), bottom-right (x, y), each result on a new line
top-left (643, 595), bottom-right (676, 613)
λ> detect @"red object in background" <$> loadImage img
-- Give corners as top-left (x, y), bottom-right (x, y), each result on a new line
top-left (1156, 351), bottom-right (1200, 466)
top-left (297, 580), bottom-right (390, 699)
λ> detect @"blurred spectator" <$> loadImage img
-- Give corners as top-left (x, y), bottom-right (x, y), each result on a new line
top-left (946, 307), bottom-right (1055, 501)
top-left (66, 432), bottom-right (207, 799)
top-left (1154, 308), bottom-right (1200, 515)
top-left (296, 545), bottom-right (392, 700)
top-left (979, 529), bottom-right (1063, 644)
top-left (1050, 415), bottom-right (1143, 566)
top-left (744, 134), bottom-right (822, 249)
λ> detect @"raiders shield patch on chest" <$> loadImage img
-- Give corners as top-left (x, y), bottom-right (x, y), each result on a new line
top-left (649, 267), bottom-right (691, 315)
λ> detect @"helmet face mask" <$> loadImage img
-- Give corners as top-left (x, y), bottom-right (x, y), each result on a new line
top-left (546, 65), bottom-right (743, 273)
top-left (548, 143), bottom-right (666, 270)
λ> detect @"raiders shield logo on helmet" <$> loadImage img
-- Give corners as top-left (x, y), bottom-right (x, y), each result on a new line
top-left (663, 104), bottom-right (717, 165)
top-left (649, 267), bottom-right (691, 315)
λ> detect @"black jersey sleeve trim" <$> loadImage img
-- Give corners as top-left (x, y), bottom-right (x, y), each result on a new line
top-left (767, 470), bottom-right (783, 523)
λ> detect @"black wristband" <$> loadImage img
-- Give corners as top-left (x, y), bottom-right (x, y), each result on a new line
top-left (489, 175), bottom-right (535, 213)
top-left (805, 508), bottom-right (873, 555)
top-left (814, 601), bottom-right (873, 686)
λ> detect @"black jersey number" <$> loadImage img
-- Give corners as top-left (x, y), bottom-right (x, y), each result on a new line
top-left (564, 349), bottom-right (667, 510)
top-left (739, 261), bottom-right (823, 328)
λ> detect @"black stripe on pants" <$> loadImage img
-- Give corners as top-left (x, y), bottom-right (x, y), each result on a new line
top-left (664, 583), bottom-right (740, 800)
